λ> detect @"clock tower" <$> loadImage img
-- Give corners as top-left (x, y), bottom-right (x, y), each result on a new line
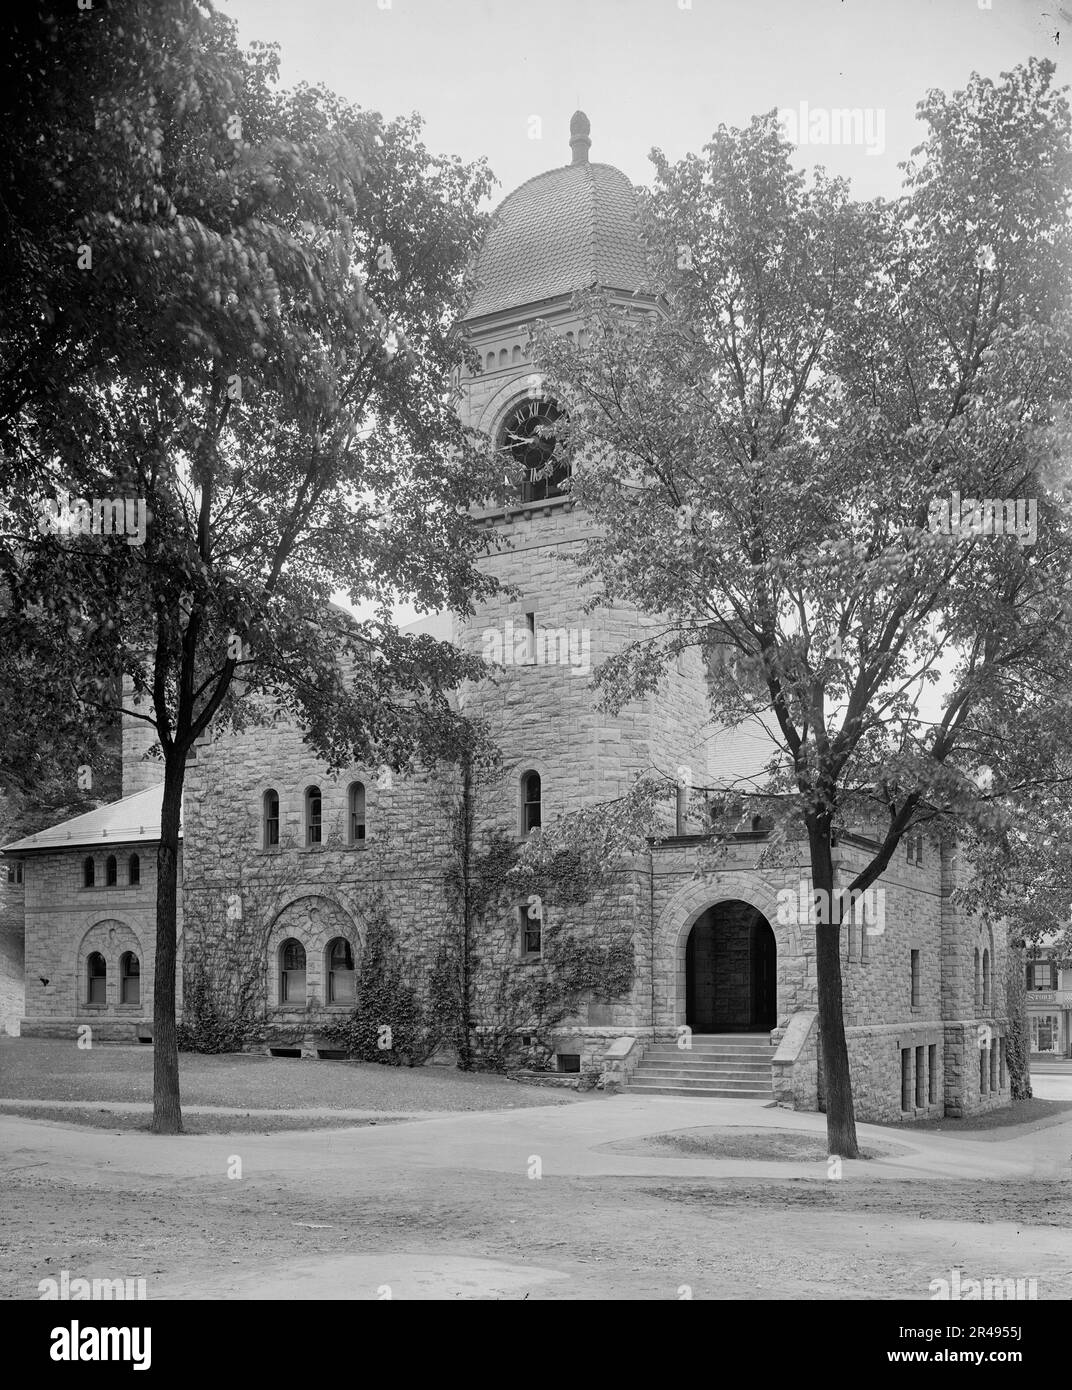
top-left (454, 113), bottom-right (709, 890)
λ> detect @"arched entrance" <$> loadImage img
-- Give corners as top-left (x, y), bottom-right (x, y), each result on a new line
top-left (685, 899), bottom-right (776, 1033)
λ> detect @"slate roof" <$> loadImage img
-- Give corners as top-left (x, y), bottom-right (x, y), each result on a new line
top-left (463, 161), bottom-right (648, 321)
top-left (1, 784), bottom-right (178, 853)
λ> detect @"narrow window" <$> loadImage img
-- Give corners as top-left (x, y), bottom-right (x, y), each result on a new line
top-left (982, 949), bottom-right (991, 1008)
top-left (520, 905), bottom-right (542, 957)
top-left (979, 1045), bottom-right (988, 1094)
top-left (915, 834), bottom-right (923, 865)
top-left (105, 855), bottom-right (117, 887)
top-left (914, 1045), bottom-right (925, 1108)
top-left (7, 863), bottom-right (22, 885)
top-left (83, 857), bottom-right (95, 888)
top-left (523, 611), bottom-right (536, 664)
top-left (280, 939), bottom-right (306, 1005)
top-left (305, 786), bottom-right (322, 847)
top-left (87, 951), bottom-right (106, 1004)
top-left (900, 1048), bottom-right (912, 1111)
top-left (348, 782), bottom-right (366, 844)
top-left (928, 1043), bottom-right (937, 1104)
top-left (521, 771), bottom-right (541, 835)
top-left (128, 853), bottom-right (140, 886)
top-left (999, 1038), bottom-right (1007, 1089)
top-left (974, 948), bottom-right (981, 1009)
top-left (327, 937), bottom-right (356, 1004)
top-left (263, 790), bottom-right (280, 849)
top-left (910, 949), bottom-right (920, 1007)
top-left (120, 952), bottom-right (140, 1006)
top-left (989, 1040), bottom-right (998, 1092)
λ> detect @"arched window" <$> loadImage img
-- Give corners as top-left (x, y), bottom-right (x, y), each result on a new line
top-left (120, 951), bottom-right (140, 1005)
top-left (982, 949), bottom-right (991, 1009)
top-left (974, 948), bottom-right (981, 1010)
top-left (83, 857), bottom-right (95, 888)
top-left (280, 939), bottom-right (306, 1004)
top-left (521, 771), bottom-right (542, 835)
top-left (263, 790), bottom-right (280, 849)
top-left (128, 853), bottom-right (140, 886)
top-left (348, 782), bottom-right (366, 844)
top-left (86, 951), bottom-right (106, 1004)
top-left (499, 348), bottom-right (508, 368)
top-left (105, 855), bottom-right (117, 887)
top-left (305, 787), bottom-right (322, 847)
top-left (512, 344), bottom-right (522, 364)
top-left (326, 937), bottom-right (356, 1004)
top-left (485, 351), bottom-right (495, 372)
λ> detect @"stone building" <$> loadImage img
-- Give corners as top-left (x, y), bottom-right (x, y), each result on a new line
top-left (2, 114), bottom-right (1015, 1121)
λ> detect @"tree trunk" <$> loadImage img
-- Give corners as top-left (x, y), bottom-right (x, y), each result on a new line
top-left (455, 757), bottom-right (475, 1070)
top-left (151, 755), bottom-right (185, 1134)
top-left (808, 817), bottom-right (860, 1158)
top-left (1005, 934), bottom-right (1032, 1101)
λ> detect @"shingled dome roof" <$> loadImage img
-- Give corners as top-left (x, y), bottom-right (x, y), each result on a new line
top-left (463, 112), bottom-right (648, 321)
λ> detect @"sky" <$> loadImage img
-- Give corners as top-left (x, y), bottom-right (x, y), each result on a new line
top-left (221, 0), bottom-right (1069, 208)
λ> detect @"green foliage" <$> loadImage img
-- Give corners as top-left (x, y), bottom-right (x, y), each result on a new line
top-left (442, 760), bottom-right (638, 1071)
top-left (325, 904), bottom-right (437, 1065)
top-left (0, 2), bottom-right (503, 1128)
top-left (177, 963), bottom-right (262, 1055)
top-left (1004, 936), bottom-right (1033, 1103)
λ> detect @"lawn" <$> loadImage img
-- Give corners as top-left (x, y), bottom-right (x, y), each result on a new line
top-left (0, 1037), bottom-right (580, 1114)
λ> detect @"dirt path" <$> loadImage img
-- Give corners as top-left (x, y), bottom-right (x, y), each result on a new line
top-left (4, 1101), bottom-right (1071, 1300)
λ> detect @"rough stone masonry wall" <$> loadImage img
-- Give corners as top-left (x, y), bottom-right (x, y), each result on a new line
top-left (19, 843), bottom-right (168, 1041)
top-left (182, 710), bottom-right (461, 1047)
top-left (939, 840), bottom-right (1011, 1117)
top-left (0, 875), bottom-right (25, 1035)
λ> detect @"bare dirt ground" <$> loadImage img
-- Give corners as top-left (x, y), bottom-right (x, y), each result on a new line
top-left (3, 1041), bottom-right (1070, 1300)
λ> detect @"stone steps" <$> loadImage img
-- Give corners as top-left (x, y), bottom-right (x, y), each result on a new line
top-left (628, 1032), bottom-right (774, 1099)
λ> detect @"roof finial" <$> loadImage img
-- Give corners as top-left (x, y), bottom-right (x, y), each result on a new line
top-left (570, 110), bottom-right (591, 165)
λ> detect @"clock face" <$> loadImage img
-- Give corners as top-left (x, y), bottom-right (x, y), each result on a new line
top-left (500, 399), bottom-right (569, 503)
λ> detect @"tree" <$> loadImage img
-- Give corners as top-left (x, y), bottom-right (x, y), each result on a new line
top-left (2, 3), bottom-right (501, 1131)
top-left (532, 60), bottom-right (1072, 1155)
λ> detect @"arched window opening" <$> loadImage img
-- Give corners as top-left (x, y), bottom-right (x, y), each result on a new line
top-left (105, 855), bottom-right (117, 887)
top-left (128, 853), bottom-right (140, 886)
top-left (982, 949), bottom-right (991, 1009)
top-left (327, 938), bottom-right (356, 1004)
top-left (263, 790), bottom-right (280, 849)
top-left (83, 857), bottom-right (95, 888)
top-left (280, 939), bottom-right (306, 1005)
top-left (120, 951), bottom-right (140, 1006)
top-left (521, 771), bottom-right (542, 835)
top-left (305, 787), bottom-right (322, 847)
top-left (87, 951), bottom-right (106, 1004)
top-left (348, 782), bottom-right (366, 844)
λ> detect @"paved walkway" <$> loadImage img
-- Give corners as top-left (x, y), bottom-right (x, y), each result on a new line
top-left (3, 1089), bottom-right (1070, 1183)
